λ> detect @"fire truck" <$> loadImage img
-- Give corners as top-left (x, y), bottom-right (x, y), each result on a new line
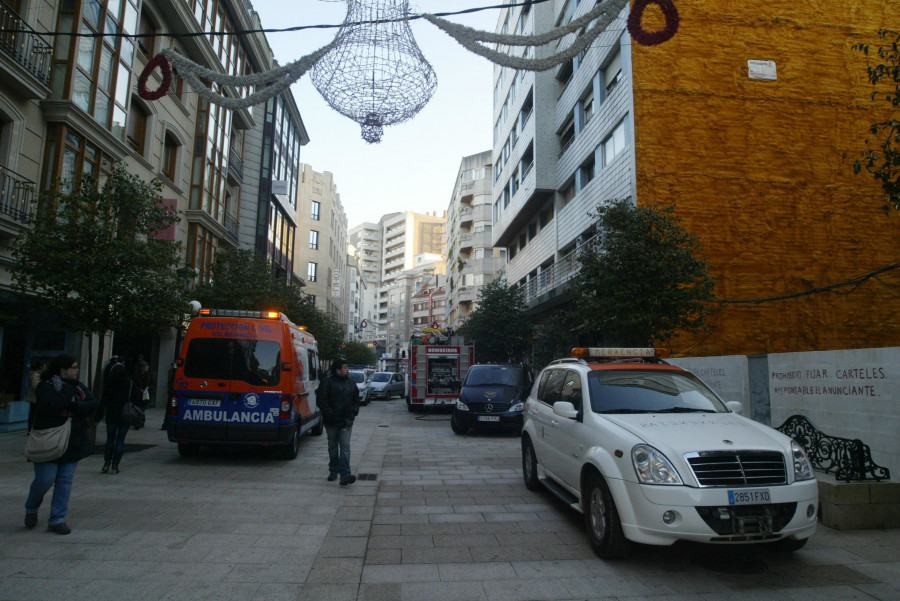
top-left (405, 331), bottom-right (474, 412)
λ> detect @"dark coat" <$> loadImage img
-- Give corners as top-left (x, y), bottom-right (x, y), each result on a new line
top-left (33, 376), bottom-right (99, 463)
top-left (97, 363), bottom-right (132, 424)
top-left (318, 374), bottom-right (360, 429)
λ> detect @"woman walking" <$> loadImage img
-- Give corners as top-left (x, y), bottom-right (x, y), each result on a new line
top-left (96, 356), bottom-right (131, 474)
top-left (24, 354), bottom-right (98, 535)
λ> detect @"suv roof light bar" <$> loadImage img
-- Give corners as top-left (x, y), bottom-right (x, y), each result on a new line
top-left (571, 347), bottom-right (670, 359)
top-left (198, 308), bottom-right (284, 320)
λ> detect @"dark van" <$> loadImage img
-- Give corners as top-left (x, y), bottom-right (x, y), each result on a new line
top-left (167, 309), bottom-right (323, 459)
top-left (450, 363), bottom-right (533, 434)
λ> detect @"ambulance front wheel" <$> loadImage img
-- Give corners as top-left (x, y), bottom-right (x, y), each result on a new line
top-left (177, 442), bottom-right (200, 457)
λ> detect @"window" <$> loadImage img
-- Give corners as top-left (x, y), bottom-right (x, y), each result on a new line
top-left (137, 9), bottom-right (157, 60)
top-left (162, 131), bottom-right (179, 181)
top-left (556, 59), bottom-right (573, 88)
top-left (602, 120), bottom-right (627, 166)
top-left (311, 200), bottom-right (320, 220)
top-left (309, 230), bottom-right (319, 250)
top-left (579, 154), bottom-right (595, 188)
top-left (126, 97), bottom-right (148, 153)
top-left (307, 262), bottom-right (318, 282)
top-left (558, 113), bottom-right (575, 154)
top-left (559, 179), bottom-right (576, 205)
top-left (582, 89), bottom-right (595, 124)
top-left (604, 51), bottom-right (623, 95)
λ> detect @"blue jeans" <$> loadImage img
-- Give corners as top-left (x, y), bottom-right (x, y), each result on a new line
top-left (25, 461), bottom-right (78, 525)
top-left (325, 426), bottom-right (352, 478)
top-left (105, 420), bottom-right (129, 454)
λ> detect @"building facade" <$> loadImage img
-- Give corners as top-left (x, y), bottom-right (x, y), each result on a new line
top-left (295, 164), bottom-right (349, 325)
top-left (0, 0), bottom-right (299, 404)
top-left (348, 221), bottom-right (381, 289)
top-left (445, 150), bottom-right (505, 329)
top-left (491, 0), bottom-right (900, 356)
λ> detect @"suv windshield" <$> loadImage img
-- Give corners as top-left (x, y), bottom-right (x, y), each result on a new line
top-left (371, 373), bottom-right (391, 383)
top-left (348, 371), bottom-right (366, 384)
top-left (465, 365), bottom-right (525, 387)
top-left (587, 370), bottom-right (727, 414)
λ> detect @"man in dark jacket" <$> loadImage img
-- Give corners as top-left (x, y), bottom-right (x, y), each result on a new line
top-left (318, 359), bottom-right (360, 485)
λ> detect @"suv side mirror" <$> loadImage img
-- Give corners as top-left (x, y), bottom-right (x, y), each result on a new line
top-left (552, 401), bottom-right (579, 419)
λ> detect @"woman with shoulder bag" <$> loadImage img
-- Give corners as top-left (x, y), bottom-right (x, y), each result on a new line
top-left (95, 356), bottom-right (132, 474)
top-left (24, 354), bottom-right (99, 535)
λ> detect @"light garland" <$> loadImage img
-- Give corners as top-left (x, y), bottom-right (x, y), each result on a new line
top-left (627, 0), bottom-right (680, 47)
top-left (138, 0), bottom-right (680, 140)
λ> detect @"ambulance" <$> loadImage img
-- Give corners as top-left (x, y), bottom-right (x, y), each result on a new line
top-left (167, 309), bottom-right (324, 459)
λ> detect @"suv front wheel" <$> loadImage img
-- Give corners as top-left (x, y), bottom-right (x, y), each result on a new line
top-left (521, 436), bottom-right (541, 491)
top-left (583, 470), bottom-right (629, 558)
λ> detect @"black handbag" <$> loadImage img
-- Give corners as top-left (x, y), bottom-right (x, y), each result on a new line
top-left (122, 401), bottom-right (145, 428)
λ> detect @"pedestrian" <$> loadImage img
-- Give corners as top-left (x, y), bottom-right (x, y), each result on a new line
top-left (24, 354), bottom-right (98, 535)
top-left (318, 359), bottom-right (360, 485)
top-left (95, 356), bottom-right (131, 474)
top-left (25, 358), bottom-right (46, 432)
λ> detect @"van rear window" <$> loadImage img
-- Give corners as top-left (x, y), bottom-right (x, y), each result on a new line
top-left (184, 338), bottom-right (282, 386)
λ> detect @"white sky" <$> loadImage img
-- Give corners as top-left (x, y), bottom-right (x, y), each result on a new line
top-left (250, 1), bottom-right (499, 228)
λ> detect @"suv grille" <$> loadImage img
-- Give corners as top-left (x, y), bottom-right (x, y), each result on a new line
top-left (686, 451), bottom-right (787, 487)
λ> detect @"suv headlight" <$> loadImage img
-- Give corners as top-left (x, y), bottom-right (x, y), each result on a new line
top-left (509, 402), bottom-right (524, 413)
top-left (791, 441), bottom-right (815, 481)
top-left (632, 444), bottom-right (683, 485)
top-left (456, 400), bottom-right (469, 411)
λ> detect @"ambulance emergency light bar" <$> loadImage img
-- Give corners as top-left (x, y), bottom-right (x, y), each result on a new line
top-left (571, 347), bottom-right (670, 359)
top-left (198, 308), bottom-right (282, 320)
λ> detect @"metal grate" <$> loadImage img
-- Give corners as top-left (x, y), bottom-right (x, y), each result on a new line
top-left (686, 451), bottom-right (787, 487)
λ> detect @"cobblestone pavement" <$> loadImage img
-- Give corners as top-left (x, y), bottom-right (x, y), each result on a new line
top-left (1, 401), bottom-right (898, 601)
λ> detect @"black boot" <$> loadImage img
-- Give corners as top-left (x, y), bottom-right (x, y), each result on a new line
top-left (111, 451), bottom-right (123, 474)
top-left (101, 449), bottom-right (112, 473)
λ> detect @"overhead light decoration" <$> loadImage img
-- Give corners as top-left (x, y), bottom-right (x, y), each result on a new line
top-left (138, 0), bottom-right (679, 143)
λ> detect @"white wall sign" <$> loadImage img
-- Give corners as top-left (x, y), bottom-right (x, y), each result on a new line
top-left (769, 347), bottom-right (900, 478)
top-left (668, 355), bottom-right (750, 411)
top-left (748, 59), bottom-right (777, 81)
top-left (331, 271), bottom-right (341, 297)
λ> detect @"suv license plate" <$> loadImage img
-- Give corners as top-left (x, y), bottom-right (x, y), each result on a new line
top-left (728, 489), bottom-right (772, 505)
top-left (478, 416), bottom-right (500, 422)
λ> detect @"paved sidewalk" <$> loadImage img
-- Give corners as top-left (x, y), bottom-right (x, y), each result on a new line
top-left (1, 401), bottom-right (899, 601)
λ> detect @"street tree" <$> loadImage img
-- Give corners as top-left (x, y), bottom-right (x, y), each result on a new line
top-left (193, 247), bottom-right (346, 360)
top-left (341, 341), bottom-right (376, 366)
top-left (12, 166), bottom-right (191, 392)
top-left (853, 30), bottom-right (900, 213)
top-left (575, 199), bottom-right (716, 347)
top-left (458, 276), bottom-right (531, 363)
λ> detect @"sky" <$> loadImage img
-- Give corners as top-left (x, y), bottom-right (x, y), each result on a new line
top-left (249, 1), bottom-right (500, 228)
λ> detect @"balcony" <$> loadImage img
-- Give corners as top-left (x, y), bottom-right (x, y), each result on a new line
top-left (515, 235), bottom-right (599, 310)
top-left (223, 212), bottom-right (239, 243)
top-left (0, 1), bottom-right (52, 98)
top-left (228, 149), bottom-right (244, 183)
top-left (0, 164), bottom-right (36, 235)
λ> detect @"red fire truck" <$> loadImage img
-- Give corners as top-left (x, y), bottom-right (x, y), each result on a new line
top-left (405, 334), bottom-right (474, 412)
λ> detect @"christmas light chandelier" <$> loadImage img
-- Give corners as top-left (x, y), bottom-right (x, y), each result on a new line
top-left (139, 0), bottom-right (680, 143)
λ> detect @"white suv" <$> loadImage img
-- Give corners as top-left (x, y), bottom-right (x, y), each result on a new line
top-left (521, 348), bottom-right (818, 558)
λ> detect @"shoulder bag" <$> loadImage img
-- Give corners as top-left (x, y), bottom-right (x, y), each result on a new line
top-left (24, 418), bottom-right (72, 462)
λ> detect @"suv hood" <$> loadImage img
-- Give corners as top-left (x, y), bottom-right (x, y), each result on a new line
top-left (602, 412), bottom-right (791, 455)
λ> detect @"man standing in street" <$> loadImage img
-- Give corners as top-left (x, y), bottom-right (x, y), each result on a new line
top-left (318, 359), bottom-right (360, 485)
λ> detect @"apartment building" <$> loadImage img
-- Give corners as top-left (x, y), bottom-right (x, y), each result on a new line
top-left (295, 164), bottom-right (349, 325)
top-left (0, 0), bottom-right (277, 400)
top-left (239, 88), bottom-right (309, 283)
top-left (374, 210), bottom-right (445, 353)
top-left (445, 150), bottom-right (505, 329)
top-left (348, 221), bottom-right (381, 288)
top-left (492, 0), bottom-right (900, 356)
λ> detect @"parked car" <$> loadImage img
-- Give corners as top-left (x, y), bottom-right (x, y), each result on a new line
top-left (369, 372), bottom-right (404, 399)
top-left (521, 347), bottom-right (818, 558)
top-left (451, 363), bottom-right (532, 434)
top-left (348, 369), bottom-right (371, 405)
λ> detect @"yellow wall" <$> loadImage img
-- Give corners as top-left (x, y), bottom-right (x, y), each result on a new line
top-left (631, 0), bottom-right (900, 356)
